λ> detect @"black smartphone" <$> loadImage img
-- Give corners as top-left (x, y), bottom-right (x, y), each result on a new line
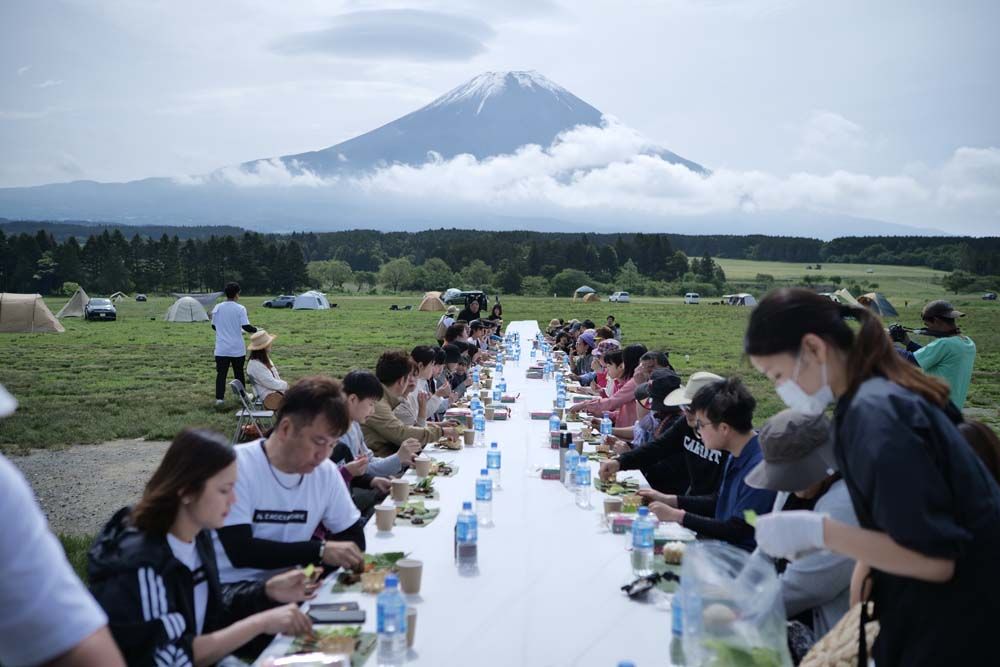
top-left (308, 608), bottom-right (366, 624)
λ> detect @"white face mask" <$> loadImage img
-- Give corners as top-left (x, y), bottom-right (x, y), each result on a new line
top-left (775, 352), bottom-right (834, 416)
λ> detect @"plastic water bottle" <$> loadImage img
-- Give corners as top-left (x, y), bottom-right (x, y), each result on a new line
top-left (549, 411), bottom-right (561, 436)
top-left (543, 359), bottom-right (552, 381)
top-left (470, 395), bottom-right (482, 413)
top-left (495, 360), bottom-right (502, 374)
top-left (670, 595), bottom-right (686, 665)
top-left (476, 469), bottom-right (493, 526)
top-left (455, 501), bottom-right (478, 574)
top-left (600, 411), bottom-right (613, 438)
top-left (530, 346), bottom-right (536, 360)
top-left (556, 387), bottom-right (566, 409)
top-left (564, 445), bottom-right (580, 492)
top-left (575, 458), bottom-right (592, 509)
top-left (492, 383), bottom-right (501, 403)
top-left (498, 375), bottom-right (507, 395)
top-left (473, 409), bottom-right (486, 446)
top-left (487, 442), bottom-right (502, 490)
top-left (376, 574), bottom-right (407, 667)
top-left (631, 506), bottom-right (655, 576)
top-left (472, 366), bottom-right (480, 385)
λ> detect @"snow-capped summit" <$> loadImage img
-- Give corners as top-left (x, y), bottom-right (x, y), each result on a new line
top-left (428, 70), bottom-right (577, 114)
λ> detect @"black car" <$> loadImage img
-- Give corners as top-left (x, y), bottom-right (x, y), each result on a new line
top-left (263, 295), bottom-right (295, 308)
top-left (85, 298), bottom-right (117, 321)
top-left (135, 294), bottom-right (147, 302)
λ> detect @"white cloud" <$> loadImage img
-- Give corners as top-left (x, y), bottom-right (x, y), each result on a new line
top-left (33, 79), bottom-right (63, 88)
top-left (16, 65), bottom-right (30, 76)
top-left (794, 110), bottom-right (868, 169)
top-left (192, 118), bottom-right (998, 232)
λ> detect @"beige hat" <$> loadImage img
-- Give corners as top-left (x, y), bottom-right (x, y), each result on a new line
top-left (664, 371), bottom-right (724, 407)
top-left (248, 329), bottom-right (277, 351)
top-left (447, 305), bottom-right (459, 316)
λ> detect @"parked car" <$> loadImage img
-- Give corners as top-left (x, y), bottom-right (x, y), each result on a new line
top-left (684, 292), bottom-right (701, 305)
top-left (443, 289), bottom-right (488, 309)
top-left (984, 292), bottom-right (997, 301)
top-left (85, 298), bottom-right (117, 321)
top-left (609, 291), bottom-right (631, 303)
top-left (263, 295), bottom-right (295, 308)
top-left (135, 294), bottom-right (147, 302)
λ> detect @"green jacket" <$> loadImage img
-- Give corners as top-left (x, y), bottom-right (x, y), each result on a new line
top-left (360, 385), bottom-right (443, 458)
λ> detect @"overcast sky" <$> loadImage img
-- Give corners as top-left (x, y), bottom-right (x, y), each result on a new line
top-left (1, 0), bottom-right (998, 234)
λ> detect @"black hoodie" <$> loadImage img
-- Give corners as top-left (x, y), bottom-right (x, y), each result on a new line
top-left (88, 507), bottom-right (271, 667)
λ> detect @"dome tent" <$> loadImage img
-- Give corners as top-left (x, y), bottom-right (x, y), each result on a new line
top-left (573, 285), bottom-right (597, 301)
top-left (293, 291), bottom-right (331, 310)
top-left (165, 296), bottom-right (209, 322)
top-left (858, 292), bottom-right (898, 318)
top-left (418, 293), bottom-right (446, 311)
top-left (0, 293), bottom-right (64, 333)
top-left (582, 292), bottom-right (600, 303)
top-left (56, 287), bottom-right (90, 318)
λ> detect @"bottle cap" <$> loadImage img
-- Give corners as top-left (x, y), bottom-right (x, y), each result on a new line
top-left (384, 573), bottom-right (399, 588)
top-left (491, 442), bottom-right (498, 448)
top-left (637, 506), bottom-right (649, 516)
top-left (481, 468), bottom-right (489, 475)
top-left (462, 501), bottom-right (472, 510)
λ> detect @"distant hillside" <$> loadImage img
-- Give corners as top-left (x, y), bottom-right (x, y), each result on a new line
top-left (0, 219), bottom-right (246, 241)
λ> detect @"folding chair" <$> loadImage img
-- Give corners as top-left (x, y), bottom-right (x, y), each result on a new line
top-left (229, 379), bottom-right (274, 444)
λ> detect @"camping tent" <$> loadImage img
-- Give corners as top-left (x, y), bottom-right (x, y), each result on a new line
top-left (418, 293), bottom-right (446, 311)
top-left (172, 292), bottom-right (223, 309)
top-left (56, 287), bottom-right (90, 318)
top-left (858, 292), bottom-right (898, 318)
top-left (573, 285), bottom-right (596, 300)
top-left (829, 289), bottom-right (861, 306)
top-left (293, 291), bottom-right (331, 310)
top-left (165, 296), bottom-right (209, 322)
top-left (582, 292), bottom-right (600, 303)
top-left (109, 291), bottom-right (128, 303)
top-left (0, 293), bottom-right (65, 333)
top-left (724, 293), bottom-right (757, 307)
top-left (424, 291), bottom-right (442, 299)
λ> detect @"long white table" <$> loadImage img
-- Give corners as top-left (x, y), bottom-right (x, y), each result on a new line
top-left (257, 321), bottom-right (672, 666)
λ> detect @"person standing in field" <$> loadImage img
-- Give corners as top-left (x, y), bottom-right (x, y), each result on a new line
top-left (210, 282), bottom-right (257, 406)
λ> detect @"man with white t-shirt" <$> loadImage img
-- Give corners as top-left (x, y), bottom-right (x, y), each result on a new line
top-left (0, 384), bottom-right (126, 667)
top-left (210, 282), bottom-right (258, 406)
top-left (214, 376), bottom-right (366, 585)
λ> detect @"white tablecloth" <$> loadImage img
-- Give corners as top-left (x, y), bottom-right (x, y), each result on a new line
top-left (256, 321), bottom-right (672, 666)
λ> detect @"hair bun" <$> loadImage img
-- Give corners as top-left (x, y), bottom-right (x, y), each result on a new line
top-left (839, 304), bottom-right (855, 318)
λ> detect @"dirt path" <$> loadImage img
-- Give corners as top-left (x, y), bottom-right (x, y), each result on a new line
top-left (12, 439), bottom-right (171, 536)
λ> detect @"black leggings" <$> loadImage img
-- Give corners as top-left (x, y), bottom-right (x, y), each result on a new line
top-left (215, 355), bottom-right (246, 400)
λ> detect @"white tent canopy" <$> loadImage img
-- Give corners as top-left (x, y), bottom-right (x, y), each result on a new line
top-left (722, 293), bottom-right (758, 307)
top-left (293, 290), bottom-right (331, 310)
top-left (165, 296), bottom-right (209, 322)
top-left (172, 292), bottom-right (223, 308)
top-left (56, 287), bottom-right (90, 318)
top-left (109, 291), bottom-right (128, 302)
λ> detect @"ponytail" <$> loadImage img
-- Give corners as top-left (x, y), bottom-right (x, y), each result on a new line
top-left (745, 289), bottom-right (951, 407)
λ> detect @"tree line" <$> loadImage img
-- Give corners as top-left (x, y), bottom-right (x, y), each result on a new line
top-left (1, 222), bottom-right (997, 297)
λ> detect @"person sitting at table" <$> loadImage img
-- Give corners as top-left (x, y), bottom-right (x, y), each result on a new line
top-left (457, 296), bottom-right (483, 323)
top-left (744, 410), bottom-right (858, 644)
top-left (362, 351), bottom-right (458, 457)
top-left (426, 347), bottom-right (453, 420)
top-left (213, 376), bottom-right (366, 590)
top-left (638, 377), bottom-right (776, 551)
top-left (486, 302), bottom-right (503, 331)
top-left (576, 338), bottom-right (620, 394)
top-left (245, 330), bottom-right (288, 410)
top-left (570, 330), bottom-right (597, 378)
top-left (568, 344), bottom-right (648, 428)
top-left (89, 428), bottom-right (315, 667)
top-left (392, 353), bottom-right (428, 427)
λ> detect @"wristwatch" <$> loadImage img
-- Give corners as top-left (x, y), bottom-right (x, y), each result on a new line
top-left (318, 541), bottom-right (326, 563)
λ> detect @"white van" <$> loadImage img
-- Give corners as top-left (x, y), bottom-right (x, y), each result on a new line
top-left (684, 292), bottom-right (700, 305)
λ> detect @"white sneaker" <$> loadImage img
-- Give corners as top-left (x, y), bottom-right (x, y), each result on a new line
top-left (215, 399), bottom-right (224, 406)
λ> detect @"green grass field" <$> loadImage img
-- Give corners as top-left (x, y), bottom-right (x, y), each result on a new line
top-left (1, 259), bottom-right (998, 452)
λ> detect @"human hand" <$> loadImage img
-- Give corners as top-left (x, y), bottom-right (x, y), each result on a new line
top-left (371, 477), bottom-right (392, 494)
top-left (442, 426), bottom-right (458, 439)
top-left (436, 385), bottom-right (451, 398)
top-left (265, 568), bottom-right (320, 603)
top-left (417, 391), bottom-right (430, 409)
top-left (322, 541), bottom-right (364, 570)
top-left (255, 603), bottom-right (312, 637)
top-left (611, 439), bottom-right (631, 456)
top-left (344, 455), bottom-right (368, 477)
top-left (598, 459), bottom-right (620, 481)
top-left (754, 511), bottom-right (826, 560)
top-left (637, 489), bottom-right (674, 506)
top-left (398, 439), bottom-right (421, 465)
top-left (648, 502), bottom-right (684, 523)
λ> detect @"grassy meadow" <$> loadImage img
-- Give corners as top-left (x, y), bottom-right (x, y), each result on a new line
top-left (1, 259), bottom-right (998, 452)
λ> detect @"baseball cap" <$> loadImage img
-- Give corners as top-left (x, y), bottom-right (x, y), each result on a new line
top-left (922, 300), bottom-right (964, 320)
top-left (745, 410), bottom-right (838, 492)
top-left (664, 371), bottom-right (724, 407)
top-left (634, 370), bottom-right (682, 413)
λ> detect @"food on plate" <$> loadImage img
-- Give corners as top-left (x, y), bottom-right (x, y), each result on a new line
top-left (412, 477), bottom-right (435, 496)
top-left (434, 437), bottom-right (462, 450)
top-left (292, 626), bottom-right (361, 656)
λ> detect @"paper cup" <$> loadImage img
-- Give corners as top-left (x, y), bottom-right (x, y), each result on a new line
top-left (479, 389), bottom-right (489, 400)
top-left (603, 497), bottom-right (624, 516)
top-left (396, 559), bottom-right (423, 595)
top-left (485, 406), bottom-right (495, 420)
top-left (483, 378), bottom-right (492, 389)
top-left (375, 505), bottom-right (396, 532)
top-left (413, 456), bottom-right (432, 478)
top-left (406, 607), bottom-right (417, 648)
top-left (462, 429), bottom-right (475, 446)
top-left (390, 479), bottom-right (411, 503)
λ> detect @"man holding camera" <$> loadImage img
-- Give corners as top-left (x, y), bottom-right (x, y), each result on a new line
top-left (892, 300), bottom-right (976, 408)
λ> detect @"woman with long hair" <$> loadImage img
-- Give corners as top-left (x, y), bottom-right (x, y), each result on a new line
top-left (88, 429), bottom-right (314, 666)
top-left (744, 288), bottom-right (1000, 665)
top-left (245, 330), bottom-right (288, 410)
top-left (568, 344), bottom-right (648, 428)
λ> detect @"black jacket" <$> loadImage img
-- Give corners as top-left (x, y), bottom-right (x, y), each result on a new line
top-left (88, 507), bottom-right (270, 667)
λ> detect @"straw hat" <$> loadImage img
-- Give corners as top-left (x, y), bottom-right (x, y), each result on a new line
top-left (248, 330), bottom-right (277, 351)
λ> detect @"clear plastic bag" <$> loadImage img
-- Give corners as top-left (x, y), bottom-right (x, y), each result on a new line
top-left (679, 541), bottom-right (792, 667)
